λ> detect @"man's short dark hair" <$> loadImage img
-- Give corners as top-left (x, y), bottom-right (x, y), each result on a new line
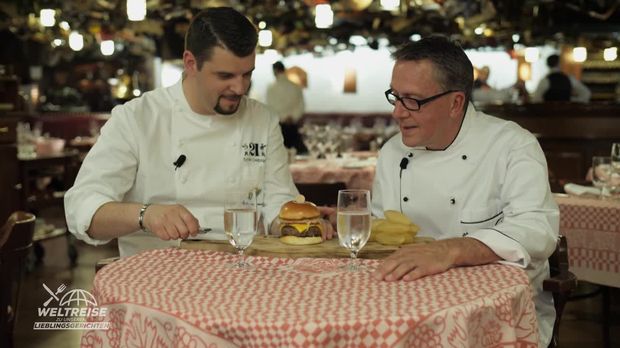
top-left (272, 61), bottom-right (285, 73)
top-left (546, 54), bottom-right (560, 68)
top-left (392, 35), bottom-right (473, 107)
top-left (184, 7), bottom-right (257, 70)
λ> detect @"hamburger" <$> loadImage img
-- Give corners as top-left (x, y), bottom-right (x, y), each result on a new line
top-left (279, 195), bottom-right (323, 245)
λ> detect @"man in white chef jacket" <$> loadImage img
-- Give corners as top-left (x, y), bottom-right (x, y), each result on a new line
top-left (371, 36), bottom-right (559, 348)
top-left (64, 7), bottom-right (316, 257)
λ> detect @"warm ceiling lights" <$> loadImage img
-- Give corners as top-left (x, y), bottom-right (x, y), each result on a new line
top-left (127, 0), bottom-right (146, 21)
top-left (380, 0), bottom-right (400, 11)
top-left (100, 40), bottom-right (115, 56)
top-left (315, 4), bottom-right (333, 29)
top-left (40, 9), bottom-right (56, 27)
top-left (604, 47), bottom-right (617, 61)
top-left (258, 29), bottom-right (273, 47)
top-left (68, 32), bottom-right (84, 51)
top-left (572, 47), bottom-right (587, 62)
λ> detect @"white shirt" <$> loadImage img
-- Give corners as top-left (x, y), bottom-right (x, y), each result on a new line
top-left (65, 80), bottom-right (298, 257)
top-left (532, 67), bottom-right (591, 103)
top-left (266, 75), bottom-right (305, 122)
top-left (372, 105), bottom-right (559, 348)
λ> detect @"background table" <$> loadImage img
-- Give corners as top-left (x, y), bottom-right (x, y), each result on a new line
top-left (555, 195), bottom-right (620, 288)
top-left (83, 249), bottom-right (539, 347)
top-left (289, 157), bottom-right (375, 190)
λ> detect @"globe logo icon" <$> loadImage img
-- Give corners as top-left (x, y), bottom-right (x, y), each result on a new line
top-left (59, 289), bottom-right (98, 307)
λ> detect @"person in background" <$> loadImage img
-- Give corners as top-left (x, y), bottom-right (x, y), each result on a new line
top-left (372, 36), bottom-right (559, 347)
top-left (472, 65), bottom-right (514, 104)
top-left (65, 7), bottom-right (332, 258)
top-left (266, 61), bottom-right (306, 153)
top-left (473, 65), bottom-right (491, 89)
top-left (532, 54), bottom-right (591, 103)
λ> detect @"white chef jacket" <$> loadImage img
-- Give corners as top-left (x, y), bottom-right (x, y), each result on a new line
top-left (372, 104), bottom-right (559, 348)
top-left (65, 80), bottom-right (298, 257)
top-left (265, 75), bottom-right (305, 123)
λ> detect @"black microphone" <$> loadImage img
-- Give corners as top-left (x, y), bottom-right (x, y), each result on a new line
top-left (399, 157), bottom-right (409, 170)
top-left (173, 154), bottom-right (186, 170)
top-left (399, 155), bottom-right (411, 213)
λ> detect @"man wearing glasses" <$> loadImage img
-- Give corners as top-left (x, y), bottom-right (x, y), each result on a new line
top-left (371, 36), bottom-right (559, 347)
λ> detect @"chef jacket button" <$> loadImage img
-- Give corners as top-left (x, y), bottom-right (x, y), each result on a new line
top-left (462, 232), bottom-right (469, 237)
top-left (408, 153), bottom-right (413, 158)
top-left (403, 197), bottom-right (409, 202)
top-left (462, 155), bottom-right (467, 160)
top-left (450, 198), bottom-right (456, 204)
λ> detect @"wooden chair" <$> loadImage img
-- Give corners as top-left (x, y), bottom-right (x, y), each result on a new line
top-left (296, 182), bottom-right (347, 206)
top-left (543, 235), bottom-right (578, 348)
top-left (0, 211), bottom-right (36, 348)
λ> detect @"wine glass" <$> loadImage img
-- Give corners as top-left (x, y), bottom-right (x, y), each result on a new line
top-left (592, 156), bottom-right (611, 199)
top-left (224, 189), bottom-right (258, 268)
top-left (337, 189), bottom-right (371, 272)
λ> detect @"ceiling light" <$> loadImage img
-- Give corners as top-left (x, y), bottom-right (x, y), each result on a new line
top-left (604, 47), bottom-right (617, 61)
top-left (68, 32), bottom-right (84, 51)
top-left (512, 34), bottom-right (520, 43)
top-left (100, 40), bottom-right (115, 56)
top-left (380, 0), bottom-right (400, 11)
top-left (572, 47), bottom-right (587, 62)
top-left (127, 0), bottom-right (146, 21)
top-left (40, 9), bottom-right (56, 27)
top-left (59, 21), bottom-right (70, 31)
top-left (410, 34), bottom-right (421, 42)
top-left (258, 29), bottom-right (273, 47)
top-left (474, 26), bottom-right (484, 35)
top-left (349, 35), bottom-right (367, 46)
top-left (524, 47), bottom-right (539, 63)
top-left (51, 39), bottom-right (63, 47)
top-left (258, 21), bottom-right (266, 30)
top-left (315, 4), bottom-right (333, 29)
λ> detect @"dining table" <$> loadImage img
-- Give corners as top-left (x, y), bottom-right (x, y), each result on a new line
top-left (82, 241), bottom-right (540, 347)
top-left (555, 194), bottom-right (620, 288)
top-left (289, 153), bottom-right (376, 190)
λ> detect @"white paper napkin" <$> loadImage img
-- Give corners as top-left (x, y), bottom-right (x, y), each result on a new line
top-left (563, 183), bottom-right (601, 196)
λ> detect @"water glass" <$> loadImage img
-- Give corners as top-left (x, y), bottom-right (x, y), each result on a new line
top-left (224, 190), bottom-right (258, 268)
top-left (592, 156), bottom-right (611, 199)
top-left (337, 189), bottom-right (371, 272)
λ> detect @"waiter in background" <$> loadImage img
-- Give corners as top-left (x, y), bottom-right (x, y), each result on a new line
top-left (266, 61), bottom-right (306, 153)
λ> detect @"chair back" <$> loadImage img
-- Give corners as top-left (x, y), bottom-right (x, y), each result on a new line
top-left (544, 235), bottom-right (578, 348)
top-left (296, 182), bottom-right (347, 206)
top-left (0, 211), bottom-right (36, 348)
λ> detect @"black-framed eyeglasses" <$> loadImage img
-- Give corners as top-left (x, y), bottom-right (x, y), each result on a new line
top-left (384, 89), bottom-right (460, 111)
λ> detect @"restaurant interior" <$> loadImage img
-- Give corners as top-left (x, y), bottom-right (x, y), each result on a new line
top-left (1, 0), bottom-right (619, 347)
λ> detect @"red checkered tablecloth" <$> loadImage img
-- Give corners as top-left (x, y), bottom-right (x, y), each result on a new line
top-left (556, 195), bottom-right (620, 288)
top-left (82, 249), bottom-right (538, 347)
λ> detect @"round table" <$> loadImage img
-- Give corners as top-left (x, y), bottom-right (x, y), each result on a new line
top-left (82, 248), bottom-right (539, 347)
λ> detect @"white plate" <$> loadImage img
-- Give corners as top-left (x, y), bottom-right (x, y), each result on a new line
top-left (343, 161), bottom-right (373, 169)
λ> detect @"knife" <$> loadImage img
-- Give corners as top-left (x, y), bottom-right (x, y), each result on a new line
top-left (43, 283), bottom-right (59, 301)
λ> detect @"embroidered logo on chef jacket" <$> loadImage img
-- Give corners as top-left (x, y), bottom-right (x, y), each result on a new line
top-left (242, 142), bottom-right (267, 162)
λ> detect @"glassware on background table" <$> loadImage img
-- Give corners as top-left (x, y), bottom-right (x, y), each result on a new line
top-left (224, 189), bottom-right (258, 268)
top-left (337, 189), bottom-right (371, 272)
top-left (610, 143), bottom-right (620, 199)
top-left (592, 156), bottom-right (612, 199)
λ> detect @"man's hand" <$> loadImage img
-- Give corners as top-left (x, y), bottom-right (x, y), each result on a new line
top-left (372, 238), bottom-right (501, 282)
top-left (372, 241), bottom-right (455, 282)
top-left (318, 206), bottom-right (336, 240)
top-left (143, 204), bottom-right (200, 241)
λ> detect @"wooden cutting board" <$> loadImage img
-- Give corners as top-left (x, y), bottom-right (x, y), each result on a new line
top-left (180, 236), bottom-right (434, 259)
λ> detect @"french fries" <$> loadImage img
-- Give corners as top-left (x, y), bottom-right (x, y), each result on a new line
top-left (370, 210), bottom-right (420, 246)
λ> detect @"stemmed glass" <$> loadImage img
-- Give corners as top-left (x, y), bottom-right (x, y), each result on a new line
top-left (337, 189), bottom-right (371, 272)
top-left (592, 156), bottom-right (611, 199)
top-left (224, 189), bottom-right (258, 268)
top-left (611, 143), bottom-right (620, 196)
